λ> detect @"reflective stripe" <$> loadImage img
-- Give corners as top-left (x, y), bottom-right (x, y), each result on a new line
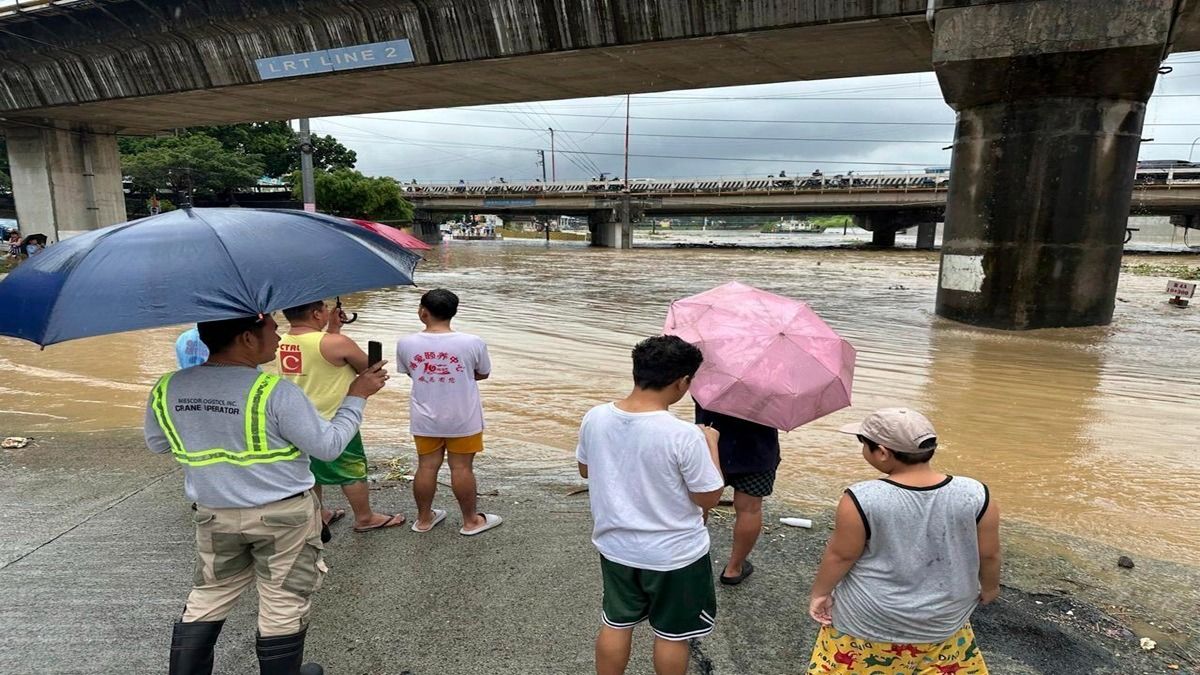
top-left (152, 371), bottom-right (300, 467)
top-left (245, 372), bottom-right (282, 454)
top-left (151, 373), bottom-right (184, 456)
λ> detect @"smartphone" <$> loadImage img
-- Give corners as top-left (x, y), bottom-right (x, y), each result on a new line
top-left (367, 340), bottom-right (382, 368)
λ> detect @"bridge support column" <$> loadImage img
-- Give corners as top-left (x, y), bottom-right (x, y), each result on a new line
top-left (5, 122), bottom-right (126, 241)
top-left (588, 206), bottom-right (632, 249)
top-left (916, 221), bottom-right (937, 250)
top-left (410, 221), bottom-right (441, 245)
top-left (933, 0), bottom-right (1171, 329)
top-left (871, 227), bottom-right (896, 248)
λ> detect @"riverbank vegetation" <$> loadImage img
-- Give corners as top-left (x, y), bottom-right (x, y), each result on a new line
top-left (1123, 262), bottom-right (1200, 280)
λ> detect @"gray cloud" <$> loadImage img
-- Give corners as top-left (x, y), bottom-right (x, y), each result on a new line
top-left (311, 55), bottom-right (1200, 183)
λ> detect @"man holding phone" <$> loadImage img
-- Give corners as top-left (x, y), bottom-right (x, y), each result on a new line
top-left (277, 300), bottom-right (405, 533)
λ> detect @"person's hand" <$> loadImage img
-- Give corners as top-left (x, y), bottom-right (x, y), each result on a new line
top-left (979, 586), bottom-right (1000, 605)
top-left (697, 424), bottom-right (720, 445)
top-left (325, 306), bottom-right (346, 333)
top-left (809, 595), bottom-right (834, 625)
top-left (348, 361), bottom-right (389, 398)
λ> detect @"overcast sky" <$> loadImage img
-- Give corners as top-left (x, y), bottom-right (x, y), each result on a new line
top-left (311, 51), bottom-right (1200, 184)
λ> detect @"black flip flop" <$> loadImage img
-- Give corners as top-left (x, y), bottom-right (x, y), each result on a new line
top-left (720, 560), bottom-right (754, 586)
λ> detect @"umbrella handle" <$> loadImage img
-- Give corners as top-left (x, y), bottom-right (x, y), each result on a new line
top-left (335, 296), bottom-right (359, 324)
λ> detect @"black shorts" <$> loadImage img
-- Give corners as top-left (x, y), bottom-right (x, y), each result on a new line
top-left (726, 471), bottom-right (775, 498)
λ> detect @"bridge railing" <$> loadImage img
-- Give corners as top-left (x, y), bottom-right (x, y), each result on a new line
top-left (405, 167), bottom-right (1200, 198)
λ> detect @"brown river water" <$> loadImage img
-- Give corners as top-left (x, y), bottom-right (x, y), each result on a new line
top-left (1, 236), bottom-right (1198, 567)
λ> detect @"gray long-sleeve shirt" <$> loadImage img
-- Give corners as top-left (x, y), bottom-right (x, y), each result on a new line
top-left (144, 364), bottom-right (364, 508)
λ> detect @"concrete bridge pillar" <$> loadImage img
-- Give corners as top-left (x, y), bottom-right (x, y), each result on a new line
top-left (409, 210), bottom-right (442, 246)
top-left (4, 122), bottom-right (126, 241)
top-left (916, 221), bottom-right (937, 251)
top-left (933, 0), bottom-right (1173, 329)
top-left (588, 200), bottom-right (632, 249)
top-left (858, 210), bottom-right (937, 248)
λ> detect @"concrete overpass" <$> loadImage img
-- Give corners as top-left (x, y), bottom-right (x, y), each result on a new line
top-left (406, 170), bottom-right (1200, 247)
top-left (2, 0), bottom-right (1199, 329)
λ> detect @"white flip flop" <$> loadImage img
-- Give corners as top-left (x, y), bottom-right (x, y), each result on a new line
top-left (460, 513), bottom-right (503, 536)
top-left (411, 508), bottom-right (447, 533)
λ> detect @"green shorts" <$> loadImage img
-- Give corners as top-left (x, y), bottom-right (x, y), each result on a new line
top-left (600, 553), bottom-right (717, 641)
top-left (309, 432), bottom-right (368, 486)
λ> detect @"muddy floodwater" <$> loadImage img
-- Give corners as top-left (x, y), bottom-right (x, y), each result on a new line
top-left (2, 236), bottom-right (1198, 568)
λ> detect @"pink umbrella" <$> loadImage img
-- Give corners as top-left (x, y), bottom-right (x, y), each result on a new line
top-left (663, 281), bottom-right (855, 431)
top-left (348, 218), bottom-right (433, 251)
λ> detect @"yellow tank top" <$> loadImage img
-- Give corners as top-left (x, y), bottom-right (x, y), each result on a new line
top-left (277, 331), bottom-right (357, 420)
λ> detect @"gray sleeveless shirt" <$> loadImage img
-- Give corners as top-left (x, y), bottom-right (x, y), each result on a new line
top-left (831, 476), bottom-right (989, 643)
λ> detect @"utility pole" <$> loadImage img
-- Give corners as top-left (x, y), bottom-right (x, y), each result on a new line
top-left (299, 118), bottom-right (316, 212)
top-left (548, 127), bottom-right (556, 181)
top-left (537, 149), bottom-right (547, 182)
top-left (624, 93), bottom-right (631, 190)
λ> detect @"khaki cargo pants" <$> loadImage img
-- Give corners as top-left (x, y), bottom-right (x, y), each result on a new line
top-left (181, 491), bottom-right (327, 636)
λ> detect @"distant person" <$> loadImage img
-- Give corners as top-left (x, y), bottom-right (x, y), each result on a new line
top-left (278, 300), bottom-right (405, 533)
top-left (806, 408), bottom-right (1000, 674)
top-left (577, 335), bottom-right (724, 675)
top-left (6, 231), bottom-right (20, 259)
top-left (175, 325), bottom-right (210, 368)
top-left (694, 404), bottom-right (779, 585)
top-left (396, 288), bottom-right (501, 535)
top-left (25, 240), bottom-right (41, 256)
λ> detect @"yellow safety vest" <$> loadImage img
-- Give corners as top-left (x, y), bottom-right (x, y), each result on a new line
top-left (150, 372), bottom-right (301, 467)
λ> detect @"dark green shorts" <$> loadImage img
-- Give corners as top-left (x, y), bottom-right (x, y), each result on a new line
top-left (309, 432), bottom-right (368, 486)
top-left (600, 554), bottom-right (717, 641)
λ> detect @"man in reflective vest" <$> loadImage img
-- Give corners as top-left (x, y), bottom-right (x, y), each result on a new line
top-left (145, 313), bottom-right (388, 675)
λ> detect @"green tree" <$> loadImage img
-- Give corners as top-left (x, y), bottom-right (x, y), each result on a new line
top-left (198, 122), bottom-right (356, 177)
top-left (123, 134), bottom-right (263, 199)
top-left (297, 168), bottom-right (412, 222)
top-left (121, 123), bottom-right (356, 182)
top-left (309, 134), bottom-right (357, 174)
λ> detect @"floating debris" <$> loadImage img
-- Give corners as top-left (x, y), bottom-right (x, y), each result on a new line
top-left (1139, 637), bottom-right (1157, 651)
top-left (2, 437), bottom-right (30, 449)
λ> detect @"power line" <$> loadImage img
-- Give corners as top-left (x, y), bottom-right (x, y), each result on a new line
top-left (309, 129), bottom-right (942, 167)
top-left (329, 115), bottom-right (953, 141)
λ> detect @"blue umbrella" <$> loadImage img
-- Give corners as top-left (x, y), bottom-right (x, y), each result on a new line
top-left (0, 208), bottom-right (421, 346)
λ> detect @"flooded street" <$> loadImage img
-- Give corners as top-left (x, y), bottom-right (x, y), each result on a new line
top-left (2, 236), bottom-right (1198, 567)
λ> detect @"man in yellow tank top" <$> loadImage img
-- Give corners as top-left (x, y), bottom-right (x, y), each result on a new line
top-left (277, 300), bottom-right (405, 533)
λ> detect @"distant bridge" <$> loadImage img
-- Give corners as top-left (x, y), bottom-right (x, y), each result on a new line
top-left (406, 169), bottom-right (1200, 247)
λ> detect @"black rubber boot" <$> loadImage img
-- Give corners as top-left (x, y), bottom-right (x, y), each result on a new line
top-left (256, 627), bottom-right (323, 675)
top-left (168, 619), bottom-right (224, 675)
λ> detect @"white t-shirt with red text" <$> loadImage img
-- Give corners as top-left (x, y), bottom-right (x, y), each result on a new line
top-left (396, 331), bottom-right (492, 437)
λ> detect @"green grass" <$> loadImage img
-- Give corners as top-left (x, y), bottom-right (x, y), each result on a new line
top-left (1123, 262), bottom-right (1200, 280)
top-left (496, 228), bottom-right (589, 242)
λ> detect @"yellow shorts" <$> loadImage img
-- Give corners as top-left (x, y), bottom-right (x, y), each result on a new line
top-left (414, 432), bottom-right (484, 455)
top-left (807, 623), bottom-right (987, 674)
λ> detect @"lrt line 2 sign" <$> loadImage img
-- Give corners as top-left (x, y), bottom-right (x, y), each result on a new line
top-left (256, 39), bottom-right (414, 80)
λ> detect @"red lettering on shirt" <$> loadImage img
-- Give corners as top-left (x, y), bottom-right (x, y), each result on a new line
top-left (279, 343), bottom-right (303, 374)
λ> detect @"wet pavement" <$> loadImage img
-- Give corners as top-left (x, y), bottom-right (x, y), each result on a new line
top-left (2, 431), bottom-right (1196, 674)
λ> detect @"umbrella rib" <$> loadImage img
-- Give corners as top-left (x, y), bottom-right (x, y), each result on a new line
top-left (193, 210), bottom-right (259, 313)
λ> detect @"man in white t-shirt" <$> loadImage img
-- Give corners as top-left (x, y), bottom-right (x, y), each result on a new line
top-left (576, 335), bottom-right (724, 675)
top-left (396, 289), bottom-right (502, 536)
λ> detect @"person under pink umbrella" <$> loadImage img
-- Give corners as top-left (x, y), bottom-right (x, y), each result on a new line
top-left (665, 281), bottom-right (856, 586)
